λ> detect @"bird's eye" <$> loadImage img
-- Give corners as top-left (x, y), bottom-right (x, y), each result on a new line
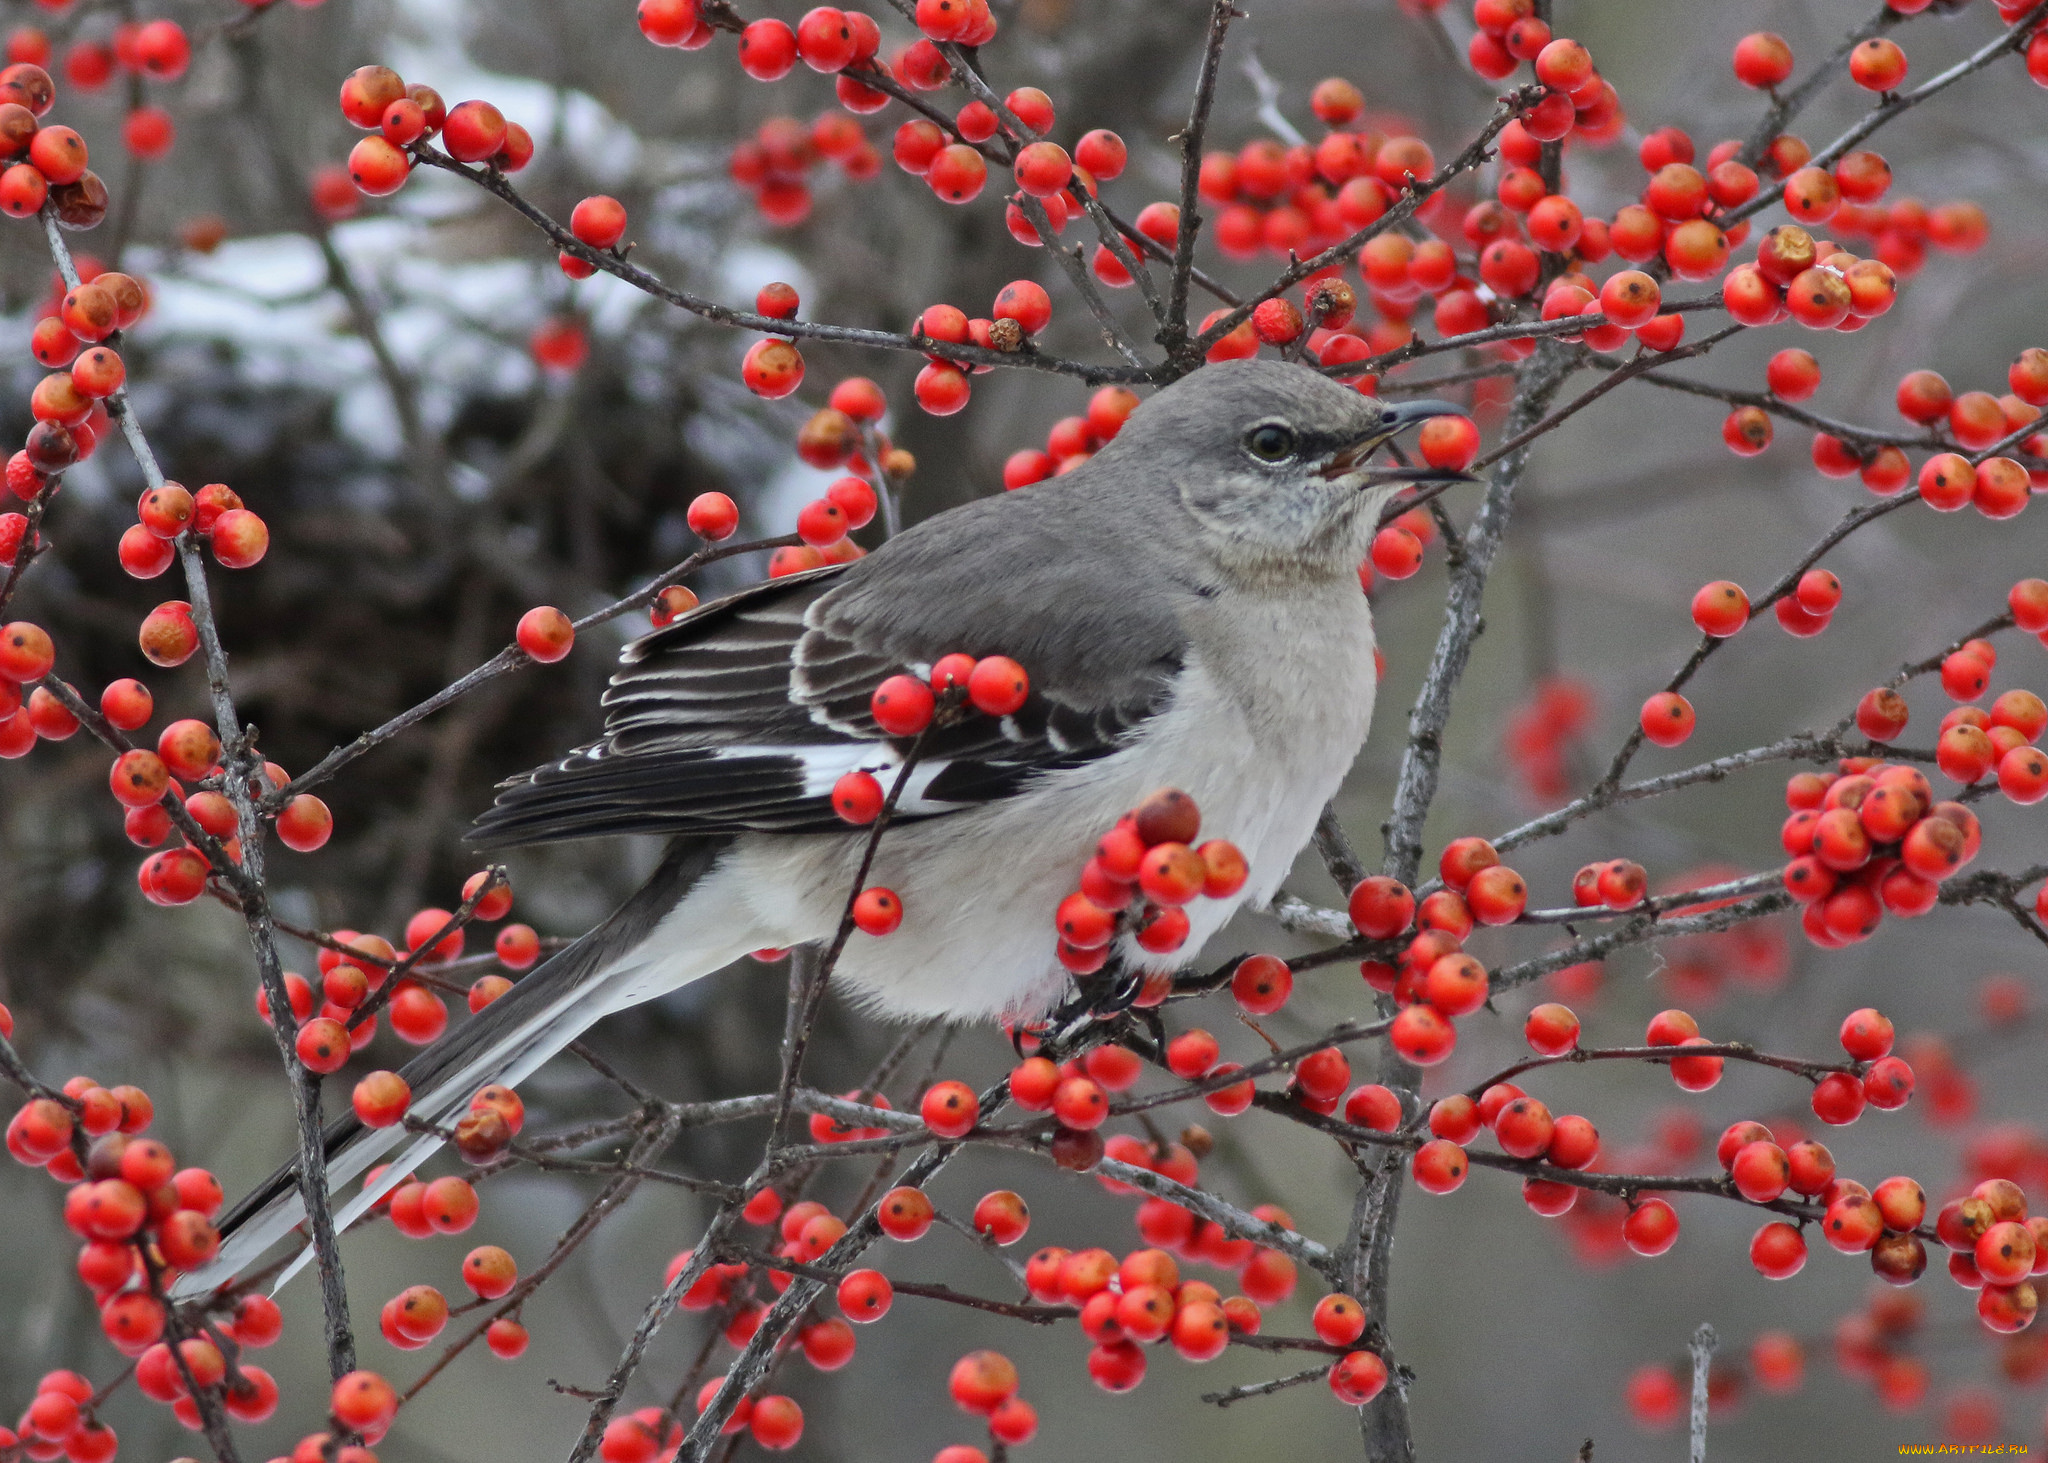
top-left (1244, 422), bottom-right (1297, 463)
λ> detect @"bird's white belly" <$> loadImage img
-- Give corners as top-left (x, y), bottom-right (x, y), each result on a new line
top-left (679, 584), bottom-right (1379, 1022)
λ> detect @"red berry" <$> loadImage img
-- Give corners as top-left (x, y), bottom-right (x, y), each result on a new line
top-left (851, 887), bottom-right (902, 935)
top-left (1075, 129), bottom-right (1127, 179)
top-left (1230, 953), bottom-right (1291, 1015)
top-left (919, 1080), bottom-right (979, 1139)
top-left (749, 1395), bottom-right (803, 1451)
top-left (948, 1350), bottom-right (1019, 1415)
top-left (971, 1189), bottom-right (1029, 1244)
top-left (927, 144), bottom-right (988, 204)
top-left (837, 1268), bottom-right (892, 1321)
top-left (914, 362), bottom-right (971, 415)
top-left (1051, 1075), bottom-right (1108, 1130)
top-left (736, 18), bottom-right (798, 80)
top-left (1640, 691), bottom-right (1695, 747)
top-left (741, 339), bottom-right (805, 398)
top-left (1623, 1198), bottom-right (1680, 1256)
top-left (1691, 580), bottom-right (1749, 636)
top-left (1848, 36), bottom-right (1907, 91)
top-left (1390, 1004), bottom-right (1456, 1066)
top-left (871, 674), bottom-right (935, 736)
top-left (1011, 141), bottom-right (1071, 199)
top-left (686, 491), bottom-right (739, 540)
top-left (1524, 1002), bottom-right (1579, 1055)
top-left (516, 606), bottom-right (574, 663)
top-left (1411, 1138), bottom-right (1467, 1193)
top-left (1330, 1349), bottom-right (1389, 1405)
top-left (1733, 32), bottom-right (1793, 88)
top-left (442, 100), bottom-right (508, 163)
top-left (967, 655), bottom-right (1029, 715)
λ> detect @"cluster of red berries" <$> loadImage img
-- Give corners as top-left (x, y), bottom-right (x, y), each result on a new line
top-left (1043, 788), bottom-right (1248, 978)
top-left (730, 112), bottom-right (881, 226)
top-left (1924, 667), bottom-right (2048, 804)
top-left (12, 259), bottom-right (148, 491)
top-left (337, 64), bottom-right (527, 203)
top-left (75, 701), bottom-right (333, 904)
top-left (1628, 1286), bottom-right (1979, 1431)
top-left (116, 477), bottom-right (267, 580)
top-left (1457, 4), bottom-right (1620, 143)
top-left (638, 0), bottom-right (967, 97)
top-left (1342, 836), bottom-right (1529, 1069)
top-left (1776, 754), bottom-right (1988, 947)
top-left (1809, 354), bottom-right (2048, 509)
top-left (776, 378), bottom-right (902, 578)
top-left (8, 1369), bottom-right (120, 1463)
top-left (889, 84), bottom-right (1074, 211)
top-left (0, 61), bottom-right (110, 229)
top-left (262, 875), bottom-right (534, 1069)
top-left (340, 1090), bottom-right (522, 1358)
top-left (1719, 221), bottom-right (1900, 341)
top-left (1015, 1234), bottom-right (1385, 1405)
top-left (1753, 351), bottom-right (2048, 498)
top-left (903, 288), bottom-right (1058, 416)
top-left (868, 1108), bottom-right (1384, 1410)
top-left (1830, 1288), bottom-right (1943, 1417)
top-left (1931, 1176), bottom-right (2048, 1335)
top-left (644, 0), bottom-right (1079, 233)
top-left (1195, 87), bottom-right (1442, 265)
top-left (1408, 1070), bottom-right (1601, 1224)
top-left (0, 1046), bottom-right (296, 1449)
top-left (649, 1198), bottom-right (1033, 1452)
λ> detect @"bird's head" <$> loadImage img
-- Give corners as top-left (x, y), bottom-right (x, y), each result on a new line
top-left (1101, 358), bottom-right (1473, 580)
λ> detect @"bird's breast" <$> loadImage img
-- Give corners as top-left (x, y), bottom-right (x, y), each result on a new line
top-left (1159, 581), bottom-right (1379, 904)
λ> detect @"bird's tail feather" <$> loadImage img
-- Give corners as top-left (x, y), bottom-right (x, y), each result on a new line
top-left (172, 837), bottom-right (730, 1300)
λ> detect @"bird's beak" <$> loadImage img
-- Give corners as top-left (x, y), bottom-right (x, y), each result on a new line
top-left (1376, 397), bottom-right (1466, 429)
top-left (1318, 398), bottom-right (1474, 483)
top-left (1352, 465), bottom-right (1480, 487)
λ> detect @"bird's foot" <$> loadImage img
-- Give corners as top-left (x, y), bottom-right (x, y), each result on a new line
top-left (1029, 962), bottom-right (1149, 1060)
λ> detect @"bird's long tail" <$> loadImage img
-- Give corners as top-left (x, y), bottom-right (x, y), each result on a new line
top-left (172, 837), bottom-right (733, 1300)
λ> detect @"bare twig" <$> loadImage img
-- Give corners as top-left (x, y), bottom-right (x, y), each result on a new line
top-left (1689, 1323), bottom-right (1718, 1463)
top-left (1164, 0), bottom-right (1242, 358)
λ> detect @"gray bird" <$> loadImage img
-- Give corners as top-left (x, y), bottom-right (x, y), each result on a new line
top-left (182, 358), bottom-right (1464, 1294)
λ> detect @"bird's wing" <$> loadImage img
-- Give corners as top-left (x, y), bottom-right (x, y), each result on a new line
top-left (468, 539), bottom-right (1188, 845)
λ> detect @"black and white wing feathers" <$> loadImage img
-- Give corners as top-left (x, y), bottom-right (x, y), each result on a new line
top-left (468, 535), bottom-right (1185, 847)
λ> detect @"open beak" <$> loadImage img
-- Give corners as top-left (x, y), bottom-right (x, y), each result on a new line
top-left (1318, 398), bottom-right (1475, 484)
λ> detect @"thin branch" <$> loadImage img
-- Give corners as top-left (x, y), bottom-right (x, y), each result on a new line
top-left (1473, 326), bottom-right (1745, 473)
top-left (1164, 0), bottom-right (1242, 356)
top-left (411, 149), bottom-right (1144, 386)
top-left (1203, 1362), bottom-right (1333, 1408)
top-left (262, 532), bottom-right (799, 810)
top-left (1689, 1323), bottom-right (1718, 1463)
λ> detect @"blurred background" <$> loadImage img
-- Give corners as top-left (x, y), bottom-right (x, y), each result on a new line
top-left (2, 0), bottom-right (2046, 1457)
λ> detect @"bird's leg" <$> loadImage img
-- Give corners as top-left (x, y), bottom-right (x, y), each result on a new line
top-left (1036, 956), bottom-right (1155, 1058)
top-left (1096, 960), bottom-right (1149, 1015)
top-left (1129, 1004), bottom-right (1169, 1057)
